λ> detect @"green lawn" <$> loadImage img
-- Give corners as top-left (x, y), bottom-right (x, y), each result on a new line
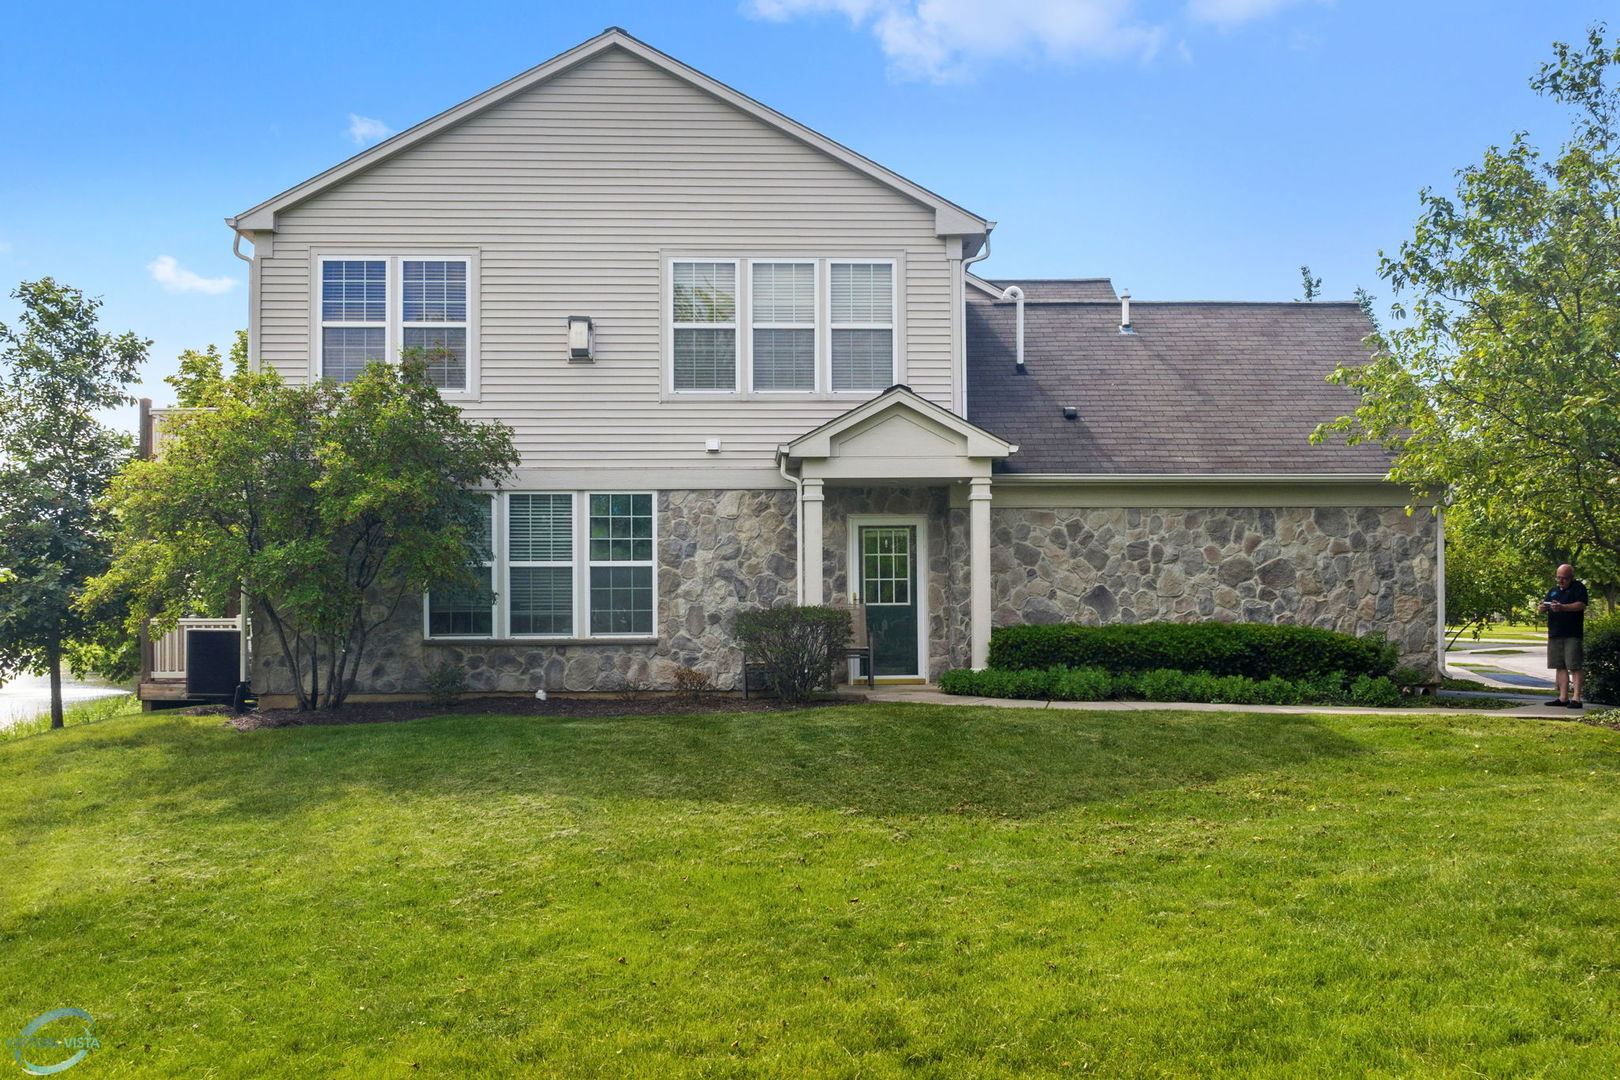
top-left (2, 704), bottom-right (1617, 1078)
top-left (1447, 622), bottom-right (1544, 642)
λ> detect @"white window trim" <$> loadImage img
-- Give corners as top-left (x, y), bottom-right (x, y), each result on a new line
top-left (311, 251), bottom-right (481, 400)
top-left (664, 255), bottom-right (901, 400)
top-left (423, 490), bottom-right (659, 642)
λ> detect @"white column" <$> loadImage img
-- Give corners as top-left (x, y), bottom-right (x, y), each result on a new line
top-left (802, 478), bottom-right (825, 605)
top-left (969, 476), bottom-right (993, 669)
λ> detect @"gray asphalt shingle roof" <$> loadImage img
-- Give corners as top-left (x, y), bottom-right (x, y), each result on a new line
top-left (985, 278), bottom-right (1119, 301)
top-left (964, 297), bottom-right (1396, 476)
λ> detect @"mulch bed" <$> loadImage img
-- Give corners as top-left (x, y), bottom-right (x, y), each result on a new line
top-left (211, 693), bottom-right (864, 731)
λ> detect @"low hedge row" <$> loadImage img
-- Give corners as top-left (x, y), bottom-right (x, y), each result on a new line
top-left (988, 621), bottom-right (1398, 680)
top-left (1586, 613), bottom-right (1620, 705)
top-left (938, 665), bottom-right (1403, 708)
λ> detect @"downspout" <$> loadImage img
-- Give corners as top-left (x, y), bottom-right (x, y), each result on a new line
top-left (231, 229), bottom-right (252, 264)
top-left (959, 229), bottom-right (993, 414)
top-left (999, 285), bottom-right (1025, 373)
top-left (778, 449), bottom-right (804, 604)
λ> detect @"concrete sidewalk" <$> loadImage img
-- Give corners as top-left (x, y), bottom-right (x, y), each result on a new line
top-left (855, 683), bottom-right (1609, 721)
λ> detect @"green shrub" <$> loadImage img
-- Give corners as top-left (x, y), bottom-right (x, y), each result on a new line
top-left (1296, 671), bottom-right (1349, 704)
top-left (938, 663), bottom-right (1404, 710)
top-left (1254, 676), bottom-right (1302, 706)
top-left (1349, 674), bottom-right (1401, 708)
top-left (424, 662), bottom-right (468, 707)
top-left (733, 605), bottom-right (852, 706)
top-left (1049, 666), bottom-right (1113, 701)
top-left (1585, 613), bottom-right (1620, 705)
top-left (988, 621), bottom-right (1396, 680)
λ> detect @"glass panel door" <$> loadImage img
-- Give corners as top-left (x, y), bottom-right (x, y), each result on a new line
top-left (861, 526), bottom-right (919, 677)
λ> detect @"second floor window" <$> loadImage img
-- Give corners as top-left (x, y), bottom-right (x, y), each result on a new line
top-left (319, 256), bottom-right (472, 393)
top-left (670, 257), bottom-right (895, 395)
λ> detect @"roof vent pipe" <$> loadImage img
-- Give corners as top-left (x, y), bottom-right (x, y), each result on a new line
top-left (1000, 285), bottom-right (1026, 373)
top-left (1119, 290), bottom-right (1134, 335)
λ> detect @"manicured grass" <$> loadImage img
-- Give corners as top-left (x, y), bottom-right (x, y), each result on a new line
top-left (2, 704), bottom-right (1617, 1077)
top-left (1447, 622), bottom-right (1544, 642)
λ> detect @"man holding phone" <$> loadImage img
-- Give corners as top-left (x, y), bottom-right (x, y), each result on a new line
top-left (1542, 564), bottom-right (1588, 709)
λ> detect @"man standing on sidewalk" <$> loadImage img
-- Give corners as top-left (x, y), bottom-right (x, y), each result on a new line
top-left (1542, 564), bottom-right (1589, 709)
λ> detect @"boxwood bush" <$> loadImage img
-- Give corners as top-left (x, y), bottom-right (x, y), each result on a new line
top-left (938, 665), bottom-right (1403, 708)
top-left (987, 621), bottom-right (1397, 680)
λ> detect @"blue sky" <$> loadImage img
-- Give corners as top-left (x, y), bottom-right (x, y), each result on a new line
top-left (1, 0), bottom-right (1610, 428)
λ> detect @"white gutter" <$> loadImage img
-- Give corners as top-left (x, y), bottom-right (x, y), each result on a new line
top-left (999, 285), bottom-right (1025, 373)
top-left (777, 448), bottom-right (804, 604)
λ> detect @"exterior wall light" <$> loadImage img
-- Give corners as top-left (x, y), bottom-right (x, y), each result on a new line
top-left (567, 315), bottom-right (595, 362)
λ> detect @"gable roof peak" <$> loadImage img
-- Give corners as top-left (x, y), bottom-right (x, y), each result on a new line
top-left (227, 29), bottom-right (988, 238)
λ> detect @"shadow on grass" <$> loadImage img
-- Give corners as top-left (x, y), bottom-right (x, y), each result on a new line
top-left (102, 703), bottom-right (1372, 824)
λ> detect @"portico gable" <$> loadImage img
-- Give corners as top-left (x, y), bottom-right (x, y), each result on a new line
top-left (779, 386), bottom-right (1015, 670)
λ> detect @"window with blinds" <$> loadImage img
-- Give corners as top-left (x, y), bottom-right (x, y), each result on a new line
top-left (317, 255), bottom-right (474, 393)
top-left (751, 262), bottom-right (816, 391)
top-left (670, 257), bottom-right (896, 394)
top-left (423, 492), bottom-right (659, 641)
top-left (508, 494), bottom-right (574, 636)
top-left (403, 260), bottom-right (468, 391)
top-left (673, 262), bottom-right (737, 391)
top-left (831, 262), bottom-right (894, 391)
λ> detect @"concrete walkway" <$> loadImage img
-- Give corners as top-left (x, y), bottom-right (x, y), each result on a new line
top-left (856, 683), bottom-right (1607, 721)
top-left (1443, 637), bottom-right (1556, 691)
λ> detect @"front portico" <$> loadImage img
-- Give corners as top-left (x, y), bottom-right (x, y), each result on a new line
top-left (778, 386), bottom-right (1016, 676)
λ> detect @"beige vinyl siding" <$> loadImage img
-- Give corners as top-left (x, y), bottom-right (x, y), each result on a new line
top-left (258, 49), bottom-right (958, 469)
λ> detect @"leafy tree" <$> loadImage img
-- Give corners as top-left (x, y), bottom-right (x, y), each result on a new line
top-left (1297, 265), bottom-right (1322, 302)
top-left (166, 329), bottom-right (248, 408)
top-left (1441, 502), bottom-right (1540, 645)
top-left (1317, 28), bottom-right (1620, 581)
top-left (89, 354), bottom-right (518, 710)
top-left (0, 279), bottom-right (146, 728)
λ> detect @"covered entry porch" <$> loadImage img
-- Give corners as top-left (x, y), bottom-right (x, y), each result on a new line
top-left (777, 386), bottom-right (1016, 680)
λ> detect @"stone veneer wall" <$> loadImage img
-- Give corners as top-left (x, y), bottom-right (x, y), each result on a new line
top-left (988, 505), bottom-right (1440, 671)
top-left (252, 489), bottom-right (798, 698)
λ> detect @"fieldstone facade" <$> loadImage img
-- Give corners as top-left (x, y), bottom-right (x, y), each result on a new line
top-left (253, 489), bottom-right (799, 700)
top-left (251, 492), bottom-right (1439, 702)
top-left (986, 505), bottom-right (1439, 671)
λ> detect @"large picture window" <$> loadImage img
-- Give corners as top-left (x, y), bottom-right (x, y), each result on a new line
top-left (669, 257), bottom-right (896, 394)
top-left (425, 491), bottom-right (657, 640)
top-left (318, 255), bottom-right (475, 393)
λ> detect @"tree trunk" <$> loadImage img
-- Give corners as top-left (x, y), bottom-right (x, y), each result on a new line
top-left (46, 639), bottom-right (64, 730)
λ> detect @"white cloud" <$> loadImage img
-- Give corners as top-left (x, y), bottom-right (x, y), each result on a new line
top-left (147, 255), bottom-right (238, 296)
top-left (1185, 0), bottom-right (1311, 27)
top-left (347, 113), bottom-right (395, 146)
top-left (747, 0), bottom-right (1163, 82)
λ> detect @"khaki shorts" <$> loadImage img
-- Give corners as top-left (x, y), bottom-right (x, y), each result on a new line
top-left (1548, 637), bottom-right (1584, 671)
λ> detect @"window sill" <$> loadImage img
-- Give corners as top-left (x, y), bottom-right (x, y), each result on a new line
top-left (422, 637), bottom-right (659, 647)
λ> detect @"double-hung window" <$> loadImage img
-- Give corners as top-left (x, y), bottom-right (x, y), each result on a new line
top-left (318, 255), bottom-right (474, 393)
top-left (669, 258), bottom-right (896, 394)
top-left (672, 261), bottom-right (737, 391)
top-left (425, 495), bottom-right (494, 636)
top-left (425, 492), bottom-right (658, 641)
